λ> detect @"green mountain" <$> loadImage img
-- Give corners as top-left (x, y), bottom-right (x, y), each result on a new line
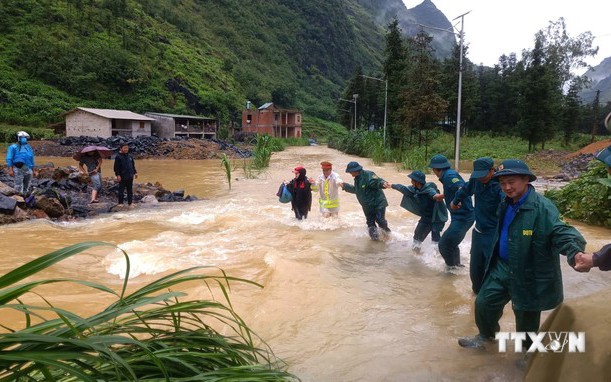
top-left (0, 0), bottom-right (454, 127)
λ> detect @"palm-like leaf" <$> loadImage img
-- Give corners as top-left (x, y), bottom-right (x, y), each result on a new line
top-left (0, 242), bottom-right (298, 381)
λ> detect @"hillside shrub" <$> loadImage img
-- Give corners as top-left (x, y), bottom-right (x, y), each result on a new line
top-left (545, 162), bottom-right (611, 227)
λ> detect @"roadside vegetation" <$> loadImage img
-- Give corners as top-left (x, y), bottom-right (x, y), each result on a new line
top-left (327, 129), bottom-right (601, 170)
top-left (0, 242), bottom-right (298, 381)
top-left (546, 162), bottom-right (611, 227)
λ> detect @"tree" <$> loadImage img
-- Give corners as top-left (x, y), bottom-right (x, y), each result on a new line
top-left (397, 30), bottom-right (448, 152)
top-left (562, 80), bottom-right (581, 145)
top-left (517, 34), bottom-right (560, 151)
top-left (382, 19), bottom-right (409, 147)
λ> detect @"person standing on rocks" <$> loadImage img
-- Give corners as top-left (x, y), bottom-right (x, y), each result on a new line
top-left (5, 131), bottom-right (36, 195)
top-left (79, 151), bottom-right (103, 204)
top-left (114, 143), bottom-right (138, 206)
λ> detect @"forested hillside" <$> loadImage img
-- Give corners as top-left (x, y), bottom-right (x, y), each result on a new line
top-left (0, 0), bottom-right (453, 127)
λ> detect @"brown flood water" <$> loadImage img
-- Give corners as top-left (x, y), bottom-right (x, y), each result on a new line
top-left (1, 146), bottom-right (610, 381)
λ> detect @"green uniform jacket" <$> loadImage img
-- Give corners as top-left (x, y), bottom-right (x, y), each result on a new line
top-left (486, 187), bottom-right (586, 311)
top-left (343, 170), bottom-right (388, 212)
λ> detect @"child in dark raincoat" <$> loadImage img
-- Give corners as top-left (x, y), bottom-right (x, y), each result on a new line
top-left (286, 166), bottom-right (312, 220)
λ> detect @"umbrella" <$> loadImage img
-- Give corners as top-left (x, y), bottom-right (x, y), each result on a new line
top-left (72, 145), bottom-right (115, 161)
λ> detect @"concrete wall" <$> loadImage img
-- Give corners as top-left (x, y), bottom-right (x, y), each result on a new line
top-left (129, 120), bottom-right (151, 137)
top-left (147, 114), bottom-right (175, 138)
top-left (65, 111), bottom-right (111, 137)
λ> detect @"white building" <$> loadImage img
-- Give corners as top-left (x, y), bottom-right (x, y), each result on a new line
top-left (63, 107), bottom-right (154, 137)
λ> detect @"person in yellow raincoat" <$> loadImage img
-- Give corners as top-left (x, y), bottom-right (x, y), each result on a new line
top-left (311, 161), bottom-right (343, 217)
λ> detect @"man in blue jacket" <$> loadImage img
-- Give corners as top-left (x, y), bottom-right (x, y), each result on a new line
top-left (428, 154), bottom-right (474, 268)
top-left (458, 159), bottom-right (586, 349)
top-left (5, 131), bottom-right (36, 195)
top-left (451, 157), bottom-right (504, 294)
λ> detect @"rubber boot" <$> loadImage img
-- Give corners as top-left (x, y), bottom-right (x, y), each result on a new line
top-left (368, 226), bottom-right (379, 241)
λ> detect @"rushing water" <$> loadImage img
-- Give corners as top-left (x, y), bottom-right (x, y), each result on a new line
top-left (1, 146), bottom-right (610, 381)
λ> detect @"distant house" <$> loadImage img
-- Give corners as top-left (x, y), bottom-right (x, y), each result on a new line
top-left (241, 102), bottom-right (302, 138)
top-left (145, 112), bottom-right (218, 139)
top-left (63, 107), bottom-right (154, 137)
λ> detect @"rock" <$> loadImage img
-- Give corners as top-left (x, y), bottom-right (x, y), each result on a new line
top-left (36, 196), bottom-right (66, 218)
top-left (172, 189), bottom-right (185, 198)
top-left (28, 209), bottom-right (49, 219)
top-left (0, 206), bottom-right (28, 224)
top-left (140, 195), bottom-right (159, 204)
top-left (0, 181), bottom-right (16, 196)
top-left (0, 193), bottom-right (17, 214)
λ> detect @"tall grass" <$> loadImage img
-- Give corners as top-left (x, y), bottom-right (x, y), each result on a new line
top-left (250, 135), bottom-right (276, 170)
top-left (220, 153), bottom-right (232, 189)
top-left (0, 242), bottom-right (298, 381)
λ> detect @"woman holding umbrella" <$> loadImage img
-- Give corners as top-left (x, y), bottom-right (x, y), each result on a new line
top-left (73, 146), bottom-right (113, 204)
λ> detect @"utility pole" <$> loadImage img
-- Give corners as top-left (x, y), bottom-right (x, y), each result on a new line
top-left (338, 96), bottom-right (358, 131)
top-left (361, 75), bottom-right (388, 146)
top-left (453, 11), bottom-right (469, 171)
top-left (416, 10), bottom-right (470, 171)
top-left (353, 94), bottom-right (358, 130)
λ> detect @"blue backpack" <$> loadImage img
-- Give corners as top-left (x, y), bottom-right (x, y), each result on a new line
top-left (277, 183), bottom-right (293, 203)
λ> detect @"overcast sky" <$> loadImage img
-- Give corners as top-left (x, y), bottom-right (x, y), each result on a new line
top-left (404, 0), bottom-right (611, 71)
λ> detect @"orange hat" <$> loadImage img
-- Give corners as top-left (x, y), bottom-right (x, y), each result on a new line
top-left (320, 161), bottom-right (332, 169)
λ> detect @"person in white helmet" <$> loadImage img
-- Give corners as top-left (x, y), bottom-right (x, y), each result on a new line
top-left (5, 131), bottom-right (36, 194)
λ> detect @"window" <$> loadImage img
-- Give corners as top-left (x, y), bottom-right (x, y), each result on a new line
top-left (297, 115), bottom-right (301, 123)
top-left (140, 121), bottom-right (145, 129)
top-left (247, 114), bottom-right (252, 124)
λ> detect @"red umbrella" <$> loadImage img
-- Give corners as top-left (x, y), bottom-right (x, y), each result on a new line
top-left (72, 145), bottom-right (115, 161)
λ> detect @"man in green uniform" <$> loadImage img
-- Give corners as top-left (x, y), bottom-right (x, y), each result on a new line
top-left (429, 154), bottom-right (474, 268)
top-left (385, 170), bottom-right (448, 251)
top-left (341, 161), bottom-right (390, 241)
top-left (451, 157), bottom-right (504, 294)
top-left (458, 159), bottom-right (587, 349)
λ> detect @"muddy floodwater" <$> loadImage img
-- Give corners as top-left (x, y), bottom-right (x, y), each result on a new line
top-left (1, 146), bottom-right (609, 381)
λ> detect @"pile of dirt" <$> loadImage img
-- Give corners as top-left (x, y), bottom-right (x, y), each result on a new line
top-left (523, 139), bottom-right (611, 180)
top-left (565, 139), bottom-right (611, 158)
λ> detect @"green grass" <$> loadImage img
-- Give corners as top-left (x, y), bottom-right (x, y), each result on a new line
top-left (0, 125), bottom-right (57, 143)
top-left (0, 242), bottom-right (298, 381)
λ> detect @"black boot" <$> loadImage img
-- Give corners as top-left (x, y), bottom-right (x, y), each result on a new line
top-left (368, 226), bottom-right (379, 241)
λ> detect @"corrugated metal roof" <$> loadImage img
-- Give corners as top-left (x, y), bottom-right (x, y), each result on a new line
top-left (75, 107), bottom-right (155, 121)
top-left (146, 112), bottom-right (215, 120)
top-left (258, 102), bottom-right (274, 110)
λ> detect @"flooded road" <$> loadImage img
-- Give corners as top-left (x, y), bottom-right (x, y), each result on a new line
top-left (1, 146), bottom-right (609, 381)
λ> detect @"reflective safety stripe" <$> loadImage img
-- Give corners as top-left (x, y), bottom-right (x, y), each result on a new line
top-left (319, 179), bottom-right (339, 208)
top-left (320, 198), bottom-right (339, 209)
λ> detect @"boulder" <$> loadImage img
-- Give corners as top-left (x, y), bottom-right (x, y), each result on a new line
top-left (0, 193), bottom-right (17, 214)
top-left (0, 181), bottom-right (16, 196)
top-left (35, 196), bottom-right (66, 218)
top-left (0, 206), bottom-right (28, 225)
top-left (140, 195), bottom-right (159, 204)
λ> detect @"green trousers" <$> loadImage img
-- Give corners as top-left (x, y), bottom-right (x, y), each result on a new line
top-left (475, 258), bottom-right (541, 340)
